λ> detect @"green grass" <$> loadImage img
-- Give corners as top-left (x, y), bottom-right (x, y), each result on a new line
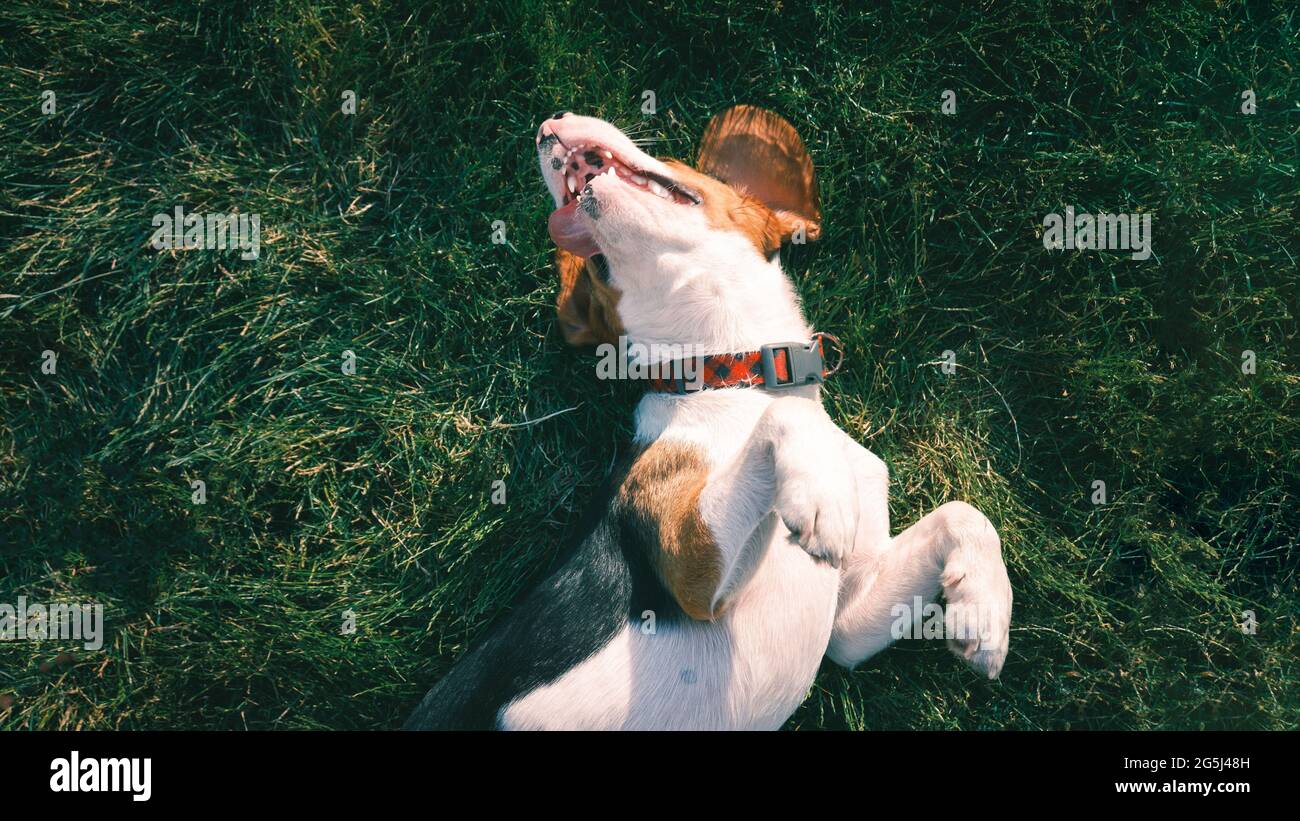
top-left (1, 0), bottom-right (1297, 730)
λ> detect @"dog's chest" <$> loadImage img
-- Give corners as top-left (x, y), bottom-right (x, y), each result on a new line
top-left (632, 387), bottom-right (799, 460)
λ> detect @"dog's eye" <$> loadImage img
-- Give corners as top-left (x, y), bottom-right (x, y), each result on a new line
top-left (589, 253), bottom-right (611, 284)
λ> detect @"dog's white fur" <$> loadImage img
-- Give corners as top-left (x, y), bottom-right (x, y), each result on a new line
top-left (504, 114), bottom-right (1012, 729)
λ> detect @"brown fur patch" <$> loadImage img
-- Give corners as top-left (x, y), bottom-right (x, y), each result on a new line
top-left (647, 106), bottom-right (822, 257)
top-left (660, 160), bottom-right (786, 257)
top-left (618, 440), bottom-right (725, 621)
top-left (555, 248), bottom-right (624, 346)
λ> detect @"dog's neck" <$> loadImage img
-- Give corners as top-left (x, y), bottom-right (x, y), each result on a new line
top-left (609, 239), bottom-right (812, 360)
top-left (611, 241), bottom-right (821, 446)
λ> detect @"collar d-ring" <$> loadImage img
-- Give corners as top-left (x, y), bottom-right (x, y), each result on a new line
top-left (812, 332), bottom-right (845, 377)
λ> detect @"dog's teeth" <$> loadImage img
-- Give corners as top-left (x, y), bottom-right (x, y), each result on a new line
top-left (648, 181), bottom-right (667, 197)
top-left (630, 174), bottom-right (647, 185)
top-left (567, 175), bottom-right (576, 193)
top-left (603, 151), bottom-right (613, 159)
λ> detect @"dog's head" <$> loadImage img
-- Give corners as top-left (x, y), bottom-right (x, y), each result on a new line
top-left (535, 106), bottom-right (821, 349)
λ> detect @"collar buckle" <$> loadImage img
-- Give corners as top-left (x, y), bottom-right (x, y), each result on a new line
top-left (759, 340), bottom-right (825, 389)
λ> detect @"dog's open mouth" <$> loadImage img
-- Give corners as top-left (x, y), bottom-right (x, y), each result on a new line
top-left (556, 143), bottom-right (701, 207)
top-left (548, 141), bottom-right (701, 257)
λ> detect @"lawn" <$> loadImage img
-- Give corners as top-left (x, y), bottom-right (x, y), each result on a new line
top-left (0, 0), bottom-right (1296, 730)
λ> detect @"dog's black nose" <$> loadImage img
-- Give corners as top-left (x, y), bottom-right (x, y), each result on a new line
top-left (550, 111), bottom-right (571, 120)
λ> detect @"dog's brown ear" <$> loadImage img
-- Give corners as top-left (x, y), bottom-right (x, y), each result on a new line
top-left (555, 249), bottom-right (623, 346)
top-left (697, 105), bottom-right (821, 243)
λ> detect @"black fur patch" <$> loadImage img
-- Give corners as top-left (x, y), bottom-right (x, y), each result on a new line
top-left (590, 253), bottom-right (611, 284)
top-left (403, 453), bottom-right (681, 730)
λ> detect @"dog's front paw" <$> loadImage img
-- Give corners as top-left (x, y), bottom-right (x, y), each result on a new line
top-left (937, 503), bottom-right (1012, 679)
top-left (773, 452), bottom-right (859, 569)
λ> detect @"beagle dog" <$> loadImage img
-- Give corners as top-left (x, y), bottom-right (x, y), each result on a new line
top-left (405, 106), bottom-right (1012, 730)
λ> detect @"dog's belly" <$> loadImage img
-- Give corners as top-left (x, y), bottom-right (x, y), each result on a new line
top-left (498, 527), bottom-right (840, 730)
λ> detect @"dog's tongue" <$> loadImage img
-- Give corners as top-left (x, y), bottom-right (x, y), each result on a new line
top-left (548, 199), bottom-right (601, 257)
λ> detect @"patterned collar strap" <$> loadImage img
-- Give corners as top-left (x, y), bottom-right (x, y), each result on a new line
top-left (644, 333), bottom-right (843, 394)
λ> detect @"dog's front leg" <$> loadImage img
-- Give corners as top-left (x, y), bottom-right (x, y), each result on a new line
top-left (693, 395), bottom-right (863, 615)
